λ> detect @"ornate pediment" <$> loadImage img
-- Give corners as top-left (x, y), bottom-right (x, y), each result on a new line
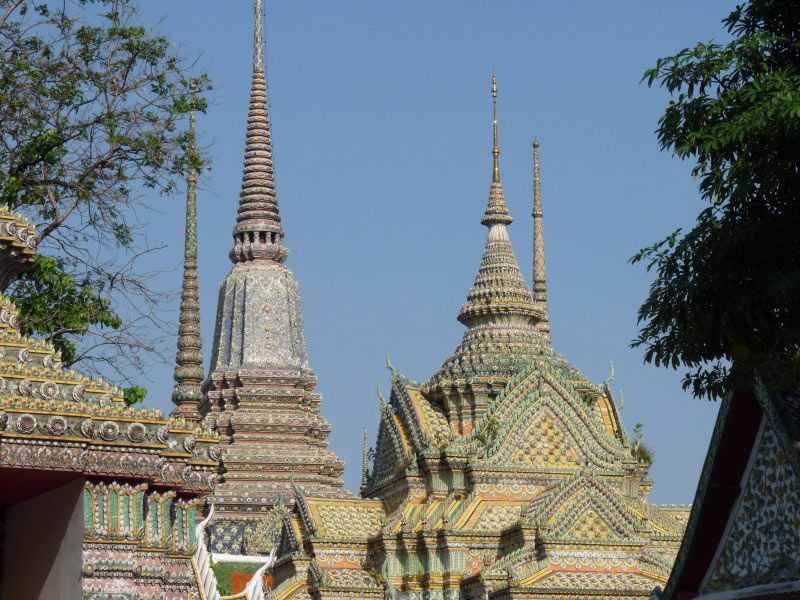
top-left (469, 361), bottom-right (631, 474)
top-left (525, 471), bottom-right (642, 544)
top-left (245, 501), bottom-right (292, 555)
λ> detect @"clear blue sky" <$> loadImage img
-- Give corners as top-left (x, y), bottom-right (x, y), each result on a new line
top-left (134, 1), bottom-right (739, 504)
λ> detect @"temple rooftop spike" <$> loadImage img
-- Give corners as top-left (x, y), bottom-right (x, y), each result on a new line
top-left (427, 75), bottom-right (549, 432)
top-left (203, 0), bottom-right (348, 548)
top-left (532, 139), bottom-right (551, 342)
top-left (229, 0), bottom-right (287, 264)
top-left (170, 85), bottom-right (204, 422)
top-left (482, 72), bottom-right (512, 228)
top-left (459, 73), bottom-right (538, 328)
top-left (360, 428), bottom-right (369, 495)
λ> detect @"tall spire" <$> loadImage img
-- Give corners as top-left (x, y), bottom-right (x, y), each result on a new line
top-left (427, 75), bottom-right (548, 432)
top-left (230, 0), bottom-right (287, 264)
top-left (171, 84), bottom-right (204, 422)
top-left (460, 73), bottom-right (534, 328)
top-left (492, 70), bottom-right (500, 183)
top-left (533, 140), bottom-right (551, 342)
top-left (360, 428), bottom-right (369, 495)
top-left (203, 1), bottom-right (348, 545)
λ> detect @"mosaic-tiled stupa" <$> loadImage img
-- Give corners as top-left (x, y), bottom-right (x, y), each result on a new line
top-left (203, 0), bottom-right (347, 553)
top-left (260, 76), bottom-right (690, 600)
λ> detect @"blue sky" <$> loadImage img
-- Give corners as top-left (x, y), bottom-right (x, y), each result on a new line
top-left (133, 1), bottom-right (740, 504)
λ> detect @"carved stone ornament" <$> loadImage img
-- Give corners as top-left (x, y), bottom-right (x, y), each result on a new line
top-left (127, 422), bottom-right (147, 443)
top-left (183, 436), bottom-right (196, 453)
top-left (16, 413), bottom-right (37, 434)
top-left (43, 354), bottom-right (55, 370)
top-left (208, 445), bottom-right (221, 461)
top-left (98, 421), bottom-right (119, 441)
top-left (156, 425), bottom-right (170, 444)
top-left (80, 418), bottom-right (95, 438)
top-left (17, 379), bottom-right (32, 396)
top-left (47, 416), bottom-right (67, 436)
top-left (0, 411), bottom-right (8, 431)
top-left (0, 376), bottom-right (5, 393)
top-left (72, 385), bottom-right (85, 401)
top-left (17, 348), bottom-right (29, 363)
top-left (39, 381), bottom-right (60, 400)
top-left (98, 393), bottom-right (112, 406)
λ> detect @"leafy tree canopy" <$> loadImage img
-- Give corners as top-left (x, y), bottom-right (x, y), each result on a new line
top-left (0, 0), bottom-right (210, 387)
top-left (633, 0), bottom-right (800, 400)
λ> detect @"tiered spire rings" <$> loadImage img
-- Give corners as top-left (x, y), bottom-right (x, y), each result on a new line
top-left (460, 74), bottom-right (540, 328)
top-left (230, 0), bottom-right (287, 264)
top-left (171, 85), bottom-right (204, 422)
top-left (533, 140), bottom-right (551, 342)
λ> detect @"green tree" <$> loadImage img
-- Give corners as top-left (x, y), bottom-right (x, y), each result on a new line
top-left (633, 0), bottom-right (800, 399)
top-left (0, 0), bottom-right (209, 384)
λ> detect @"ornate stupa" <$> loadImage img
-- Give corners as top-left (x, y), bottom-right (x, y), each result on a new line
top-left (203, 0), bottom-right (347, 553)
top-left (261, 77), bottom-right (689, 600)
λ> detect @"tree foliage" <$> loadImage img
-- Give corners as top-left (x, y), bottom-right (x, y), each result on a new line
top-left (0, 0), bottom-right (209, 384)
top-left (633, 0), bottom-right (800, 399)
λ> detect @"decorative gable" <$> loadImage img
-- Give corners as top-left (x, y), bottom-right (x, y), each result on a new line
top-left (505, 406), bottom-right (582, 469)
top-left (703, 417), bottom-right (800, 593)
top-left (525, 472), bottom-right (642, 545)
top-left (475, 362), bottom-right (630, 474)
top-left (558, 505), bottom-right (623, 542)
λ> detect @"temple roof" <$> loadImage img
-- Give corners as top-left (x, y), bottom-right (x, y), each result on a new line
top-left (0, 207), bottom-right (219, 491)
top-left (0, 210), bottom-right (36, 292)
top-left (428, 75), bottom-right (546, 386)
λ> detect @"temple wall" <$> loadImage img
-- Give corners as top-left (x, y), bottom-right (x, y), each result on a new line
top-left (2, 478), bottom-right (84, 600)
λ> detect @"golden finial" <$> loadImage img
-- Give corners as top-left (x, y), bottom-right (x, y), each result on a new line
top-left (492, 71), bottom-right (500, 183)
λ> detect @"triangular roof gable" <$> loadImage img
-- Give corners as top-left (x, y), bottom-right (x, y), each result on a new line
top-left (525, 471), bottom-right (641, 543)
top-left (475, 364), bottom-right (629, 471)
top-left (387, 367), bottom-right (453, 453)
top-left (368, 398), bottom-right (410, 488)
top-left (660, 384), bottom-right (800, 599)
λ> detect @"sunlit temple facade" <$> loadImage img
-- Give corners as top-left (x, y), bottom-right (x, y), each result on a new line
top-left (9, 1), bottom-right (769, 598)
top-left (186, 2), bottom-right (690, 598)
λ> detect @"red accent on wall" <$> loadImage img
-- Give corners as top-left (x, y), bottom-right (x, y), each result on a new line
top-left (674, 391), bottom-right (763, 597)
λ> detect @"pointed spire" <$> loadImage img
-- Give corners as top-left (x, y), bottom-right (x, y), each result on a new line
top-left (533, 140), bottom-right (551, 342)
top-left (230, 0), bottom-right (287, 264)
top-left (171, 84), bottom-right (204, 422)
top-left (482, 73), bottom-right (512, 228)
top-left (459, 74), bottom-right (535, 328)
top-left (360, 428), bottom-right (369, 494)
top-left (492, 70), bottom-right (500, 183)
top-left (431, 76), bottom-right (548, 390)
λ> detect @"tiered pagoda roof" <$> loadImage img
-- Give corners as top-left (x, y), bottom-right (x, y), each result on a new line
top-left (203, 0), bottom-right (347, 554)
top-left (260, 76), bottom-right (688, 600)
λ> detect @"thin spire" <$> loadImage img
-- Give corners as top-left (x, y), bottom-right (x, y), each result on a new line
top-left (253, 0), bottom-right (264, 74)
top-left (459, 74), bottom-right (538, 328)
top-left (482, 73), bottom-right (512, 228)
top-left (492, 71), bottom-right (500, 183)
top-left (532, 140), bottom-right (551, 342)
top-left (360, 428), bottom-right (369, 494)
top-left (171, 84), bottom-right (204, 422)
top-left (230, 0), bottom-right (287, 264)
